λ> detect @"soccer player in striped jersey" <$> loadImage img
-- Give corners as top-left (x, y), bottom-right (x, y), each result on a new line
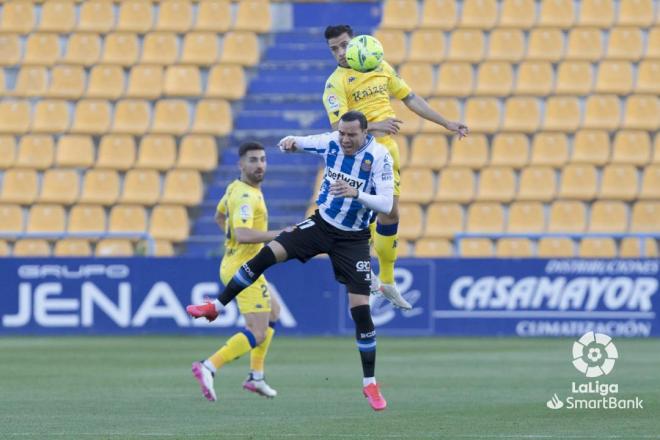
top-left (187, 111), bottom-right (393, 411)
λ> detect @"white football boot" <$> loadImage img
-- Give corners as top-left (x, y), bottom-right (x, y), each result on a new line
top-left (243, 373), bottom-right (278, 398)
top-left (191, 361), bottom-right (217, 402)
top-left (370, 270), bottom-right (412, 310)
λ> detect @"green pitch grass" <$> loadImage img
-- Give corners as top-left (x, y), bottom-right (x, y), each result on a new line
top-left (0, 337), bottom-right (658, 439)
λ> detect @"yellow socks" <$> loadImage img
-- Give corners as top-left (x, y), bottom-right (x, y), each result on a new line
top-left (208, 330), bottom-right (257, 370)
top-left (250, 324), bottom-right (275, 373)
top-left (374, 223), bottom-right (399, 284)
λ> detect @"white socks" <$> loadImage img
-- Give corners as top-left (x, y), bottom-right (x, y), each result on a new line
top-left (203, 360), bottom-right (217, 374)
top-left (251, 370), bottom-right (264, 381)
top-left (363, 377), bottom-right (376, 387)
top-left (212, 299), bottom-right (223, 312)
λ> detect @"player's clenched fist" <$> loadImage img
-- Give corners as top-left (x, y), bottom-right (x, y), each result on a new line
top-left (278, 136), bottom-right (298, 152)
top-left (330, 179), bottom-right (358, 198)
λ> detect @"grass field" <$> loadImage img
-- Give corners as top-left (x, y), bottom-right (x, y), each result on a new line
top-left (1, 336), bottom-right (658, 439)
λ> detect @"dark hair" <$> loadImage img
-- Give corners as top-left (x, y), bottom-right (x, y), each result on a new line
top-left (239, 141), bottom-right (264, 157)
top-left (324, 24), bottom-right (353, 41)
top-left (340, 111), bottom-right (368, 130)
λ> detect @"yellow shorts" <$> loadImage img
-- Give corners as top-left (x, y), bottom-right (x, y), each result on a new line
top-left (375, 135), bottom-right (401, 196)
top-left (220, 261), bottom-right (271, 314)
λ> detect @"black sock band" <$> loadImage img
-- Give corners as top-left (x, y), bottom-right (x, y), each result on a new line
top-left (351, 304), bottom-right (376, 378)
top-left (219, 246), bottom-right (277, 305)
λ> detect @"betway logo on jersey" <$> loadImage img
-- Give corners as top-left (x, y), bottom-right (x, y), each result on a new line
top-left (325, 168), bottom-right (365, 190)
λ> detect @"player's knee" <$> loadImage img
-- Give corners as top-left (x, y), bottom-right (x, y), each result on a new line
top-left (267, 241), bottom-right (288, 262)
top-left (269, 301), bottom-right (281, 322)
top-left (247, 325), bottom-right (267, 345)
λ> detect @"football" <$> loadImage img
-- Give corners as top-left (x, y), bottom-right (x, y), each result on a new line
top-left (345, 35), bottom-right (384, 72)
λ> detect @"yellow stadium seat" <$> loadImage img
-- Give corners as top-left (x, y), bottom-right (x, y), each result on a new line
top-left (87, 65), bottom-right (125, 99)
top-left (459, 238), bottom-right (494, 257)
top-left (461, 0), bottom-right (497, 29)
top-left (637, 61), bottom-right (660, 95)
top-left (31, 100), bottom-right (69, 134)
top-left (466, 202), bottom-right (504, 233)
top-left (415, 238), bottom-right (453, 257)
top-left (39, 0), bottom-right (75, 32)
top-left (126, 65), bottom-right (163, 99)
top-left (548, 201), bottom-right (586, 233)
top-left (177, 135), bottom-right (217, 171)
top-left (63, 33), bottom-right (101, 66)
top-left (13, 66), bottom-right (47, 97)
top-left (71, 99), bottom-right (111, 134)
top-left (68, 204), bottom-right (106, 234)
top-left (599, 164), bottom-right (638, 200)
top-left (397, 203), bottom-right (423, 240)
top-left (0, 136), bottom-right (16, 169)
top-left (583, 94), bottom-right (621, 130)
top-left (420, 0), bottom-right (457, 30)
top-left (380, 0), bottom-right (419, 31)
top-left (425, 203), bottom-right (463, 238)
top-left (595, 61), bottom-right (633, 95)
top-left (538, 0), bottom-right (575, 29)
top-left (399, 168), bottom-right (435, 204)
top-left (474, 61), bottom-right (513, 96)
top-left (0, 204), bottom-right (23, 234)
top-left (612, 130), bottom-right (651, 165)
top-left (618, 0), bottom-right (653, 26)
top-left (14, 240), bottom-right (50, 257)
top-left (151, 100), bottom-right (189, 135)
top-left (0, 34), bottom-right (21, 66)
top-left (96, 239), bottom-right (133, 257)
top-left (97, 135), bottom-right (136, 171)
top-left (156, 0), bottom-right (192, 32)
top-left (150, 205), bottom-right (189, 242)
top-left (79, 0), bottom-right (115, 33)
top-left (606, 27), bottom-right (644, 61)
top-left (620, 238), bottom-right (658, 258)
top-left (79, 169), bottom-right (120, 206)
top-left (640, 165), bottom-right (660, 199)
top-left (181, 32), bottom-right (219, 65)
top-left (373, 30), bottom-right (406, 65)
top-left (136, 135), bottom-right (176, 170)
top-left (502, 97), bottom-right (540, 133)
top-left (477, 167), bottom-right (515, 202)
top-left (56, 135), bottom-right (94, 168)
top-left (192, 99), bottom-right (232, 136)
top-left (515, 61), bottom-right (553, 97)
top-left (39, 169), bottom-right (79, 205)
top-left (435, 167), bottom-right (475, 203)
top-left (386, 100), bottom-right (419, 135)
top-left (0, 169), bottom-right (38, 204)
top-left (490, 134), bottom-right (528, 168)
top-left (571, 130), bottom-right (610, 165)
top-left (623, 95), bottom-right (659, 130)
top-left (207, 65), bottom-right (246, 100)
top-left (538, 238), bottom-right (574, 257)
top-left (578, 0), bottom-right (614, 27)
top-left (54, 239), bottom-right (93, 257)
top-left (142, 32), bottom-right (178, 65)
top-left (161, 170), bottom-right (203, 206)
top-left (0, 101), bottom-right (30, 134)
top-left (151, 240), bottom-right (175, 257)
top-left (112, 99), bottom-right (151, 135)
top-left (234, 0), bottom-right (272, 33)
top-left (578, 238), bottom-right (617, 257)
top-left (109, 205), bottom-right (147, 236)
top-left (23, 33), bottom-right (59, 66)
top-left (566, 28), bottom-right (603, 61)
top-left (655, 135), bottom-right (660, 164)
top-left (434, 62), bottom-right (473, 97)
top-left (496, 238), bottom-right (534, 257)
top-left (447, 29), bottom-right (485, 62)
top-left (46, 65), bottom-right (84, 99)
top-left (195, 0), bottom-right (231, 32)
top-left (0, 240), bottom-right (10, 256)
top-left (449, 134), bottom-right (488, 169)
top-left (399, 63), bottom-right (434, 98)
top-left (543, 97), bottom-right (581, 132)
top-left (499, 0), bottom-right (536, 29)
top-left (488, 29), bottom-right (525, 62)
top-left (120, 169), bottom-right (161, 206)
top-left (421, 99), bottom-right (461, 134)
top-left (219, 31), bottom-right (259, 66)
top-left (408, 30), bottom-right (445, 63)
top-left (527, 28), bottom-right (564, 61)
top-left (508, 201), bottom-right (545, 233)
top-left (101, 33), bottom-right (139, 66)
top-left (409, 134), bottom-right (448, 170)
top-left (517, 166), bottom-right (556, 201)
top-left (558, 164), bottom-right (597, 200)
top-left (648, 28), bottom-right (660, 58)
top-left (117, 0), bottom-right (153, 33)
top-left (164, 65), bottom-right (202, 97)
top-left (464, 98), bottom-right (500, 133)
top-left (1, 2), bottom-right (35, 34)
top-left (27, 204), bottom-right (65, 234)
top-left (631, 201), bottom-right (660, 232)
top-left (589, 200), bottom-right (628, 233)
top-left (16, 135), bottom-right (54, 170)
top-left (556, 59), bottom-right (594, 93)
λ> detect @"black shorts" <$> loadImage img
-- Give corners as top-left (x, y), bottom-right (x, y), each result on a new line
top-left (274, 211), bottom-right (372, 295)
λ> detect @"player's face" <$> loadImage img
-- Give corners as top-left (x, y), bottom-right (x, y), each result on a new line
top-left (327, 33), bottom-right (351, 68)
top-left (240, 150), bottom-right (267, 185)
top-left (338, 119), bottom-right (367, 155)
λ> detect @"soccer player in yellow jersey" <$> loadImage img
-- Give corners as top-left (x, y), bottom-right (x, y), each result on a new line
top-left (191, 141), bottom-right (290, 402)
top-left (323, 25), bottom-right (469, 308)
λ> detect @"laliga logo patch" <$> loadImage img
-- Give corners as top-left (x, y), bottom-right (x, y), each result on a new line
top-left (572, 331), bottom-right (618, 378)
top-left (348, 76), bottom-right (356, 83)
top-left (360, 159), bottom-right (372, 172)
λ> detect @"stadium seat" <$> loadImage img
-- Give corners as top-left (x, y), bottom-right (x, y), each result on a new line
top-left (79, 0), bottom-right (115, 33)
top-left (0, 204), bottom-right (23, 234)
top-left (68, 204), bottom-right (106, 234)
top-left (101, 33), bottom-right (139, 66)
top-left (0, 136), bottom-right (16, 169)
top-left (32, 100), bottom-right (70, 134)
top-left (13, 66), bottom-right (48, 97)
top-left (589, 200), bottom-right (628, 233)
top-left (192, 100), bottom-right (232, 136)
top-left (399, 63), bottom-right (434, 97)
top-left (181, 32), bottom-right (219, 65)
top-left (421, 99), bottom-right (460, 133)
top-left (164, 65), bottom-right (202, 97)
top-left (434, 62), bottom-right (474, 97)
top-left (14, 240), bottom-right (50, 257)
top-left (152, 240), bottom-right (175, 257)
top-left (397, 239), bottom-right (413, 257)
top-left (419, 0), bottom-right (457, 30)
top-left (409, 134), bottom-right (448, 170)
top-left (39, 169), bottom-right (79, 205)
top-left (496, 238), bottom-right (534, 257)
top-left (96, 239), bottom-right (133, 257)
top-left (0, 34), bottom-right (20, 66)
top-left (647, 28), bottom-right (660, 58)
top-left (612, 130), bottom-right (651, 165)
top-left (373, 30), bottom-right (406, 65)
top-left (515, 62), bottom-right (553, 96)
top-left (594, 61), bottom-right (633, 95)
top-left (538, 238), bottom-right (575, 257)
top-left (0, 240), bottom-right (10, 256)
top-left (71, 99), bottom-right (112, 134)
top-left (142, 32), bottom-right (178, 65)
top-left (527, 29), bottom-right (564, 62)
top-left (623, 95), bottom-right (659, 130)
top-left (566, 28), bottom-right (603, 61)
top-left (461, 0), bottom-right (498, 29)
top-left (474, 61), bottom-right (513, 96)
top-left (47, 65), bottom-right (85, 99)
top-left (459, 238), bottom-right (494, 257)
top-left (207, 65), bottom-right (246, 100)
top-left (631, 201), bottom-right (660, 232)
top-left (618, 0), bottom-right (653, 26)
top-left (507, 201), bottom-right (545, 233)
top-left (408, 30), bottom-right (445, 63)
top-left (424, 203), bottom-right (463, 238)
top-left (399, 168), bottom-right (435, 204)
top-left (579, 238), bottom-right (617, 258)
top-left (63, 33), bottom-right (102, 66)
top-left (0, 101), bottom-right (30, 134)
top-left (555, 61), bottom-right (592, 95)
top-left (501, 97), bottom-right (540, 133)
top-left (543, 96), bottom-right (581, 132)
top-left (161, 170), bottom-right (203, 206)
top-left (464, 98), bottom-right (500, 133)
top-left (583, 94), bottom-right (621, 130)
top-left (499, 0), bottom-right (536, 29)
top-left (548, 201), bottom-right (586, 233)
top-left (530, 133), bottom-right (567, 167)
top-left (397, 203), bottom-right (423, 240)
top-left (23, 33), bottom-right (60, 66)
top-left (577, 0), bottom-right (614, 28)
top-left (538, 0), bottom-right (575, 29)
top-left (109, 205), bottom-right (147, 236)
top-left (56, 135), bottom-right (94, 168)
top-left (195, 0), bottom-right (231, 32)
top-left (447, 30), bottom-right (485, 62)
top-left (388, 100), bottom-right (421, 134)
top-left (27, 204), bottom-right (66, 234)
top-left (177, 135), bottom-right (218, 171)
top-left (655, 135), bottom-right (660, 164)
top-left (87, 65), bottom-right (125, 100)
top-left (0, 169), bottom-right (38, 205)
top-left (117, 0), bottom-right (153, 33)
top-left (1, 2), bottom-right (35, 34)
top-left (477, 167), bottom-right (515, 202)
top-left (637, 61), bottom-right (660, 94)
top-left (97, 135), bottom-right (136, 170)
top-left (113, 99), bottom-right (151, 134)
top-left (16, 135), bottom-right (54, 170)
top-left (150, 205), bottom-right (189, 242)
top-left (606, 27), bottom-right (644, 61)
top-left (517, 166), bottom-right (556, 202)
top-left (435, 167), bottom-right (475, 203)
top-left (599, 164), bottom-right (638, 200)
top-left (79, 169), bottom-right (121, 206)
top-left (466, 202), bottom-right (504, 233)
top-left (490, 134), bottom-right (528, 168)
top-left (39, 0), bottom-right (75, 33)
top-left (234, 0), bottom-right (272, 33)
top-left (639, 165), bottom-right (660, 199)
top-left (156, 0), bottom-right (193, 32)
top-left (136, 135), bottom-right (176, 170)
top-left (571, 130), bottom-right (610, 165)
top-left (120, 169), bottom-right (161, 206)
top-left (620, 238), bottom-right (658, 258)
top-left (414, 238), bottom-right (453, 257)
top-left (219, 32), bottom-right (260, 66)
top-left (448, 134), bottom-right (488, 169)
top-left (380, 0), bottom-right (419, 31)
top-left (558, 164), bottom-right (597, 200)
top-left (127, 65), bottom-right (164, 99)
top-left (54, 239), bottom-right (93, 257)
top-left (151, 100), bottom-right (190, 135)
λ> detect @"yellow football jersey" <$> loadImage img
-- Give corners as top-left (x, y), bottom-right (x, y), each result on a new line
top-left (217, 179), bottom-right (268, 267)
top-left (322, 60), bottom-right (412, 126)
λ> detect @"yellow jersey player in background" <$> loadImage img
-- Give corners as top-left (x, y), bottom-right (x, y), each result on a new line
top-left (191, 141), bottom-right (290, 402)
top-left (323, 25), bottom-right (469, 308)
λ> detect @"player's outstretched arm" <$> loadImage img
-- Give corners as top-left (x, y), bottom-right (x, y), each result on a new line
top-left (403, 93), bottom-right (469, 138)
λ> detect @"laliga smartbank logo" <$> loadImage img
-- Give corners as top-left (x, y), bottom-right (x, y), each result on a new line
top-left (546, 331), bottom-right (644, 410)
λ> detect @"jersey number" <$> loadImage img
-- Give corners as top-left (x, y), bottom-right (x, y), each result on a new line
top-left (260, 283), bottom-right (269, 298)
top-left (296, 219), bottom-right (316, 230)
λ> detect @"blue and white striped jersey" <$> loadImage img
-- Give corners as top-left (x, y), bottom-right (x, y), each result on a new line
top-left (291, 132), bottom-right (394, 231)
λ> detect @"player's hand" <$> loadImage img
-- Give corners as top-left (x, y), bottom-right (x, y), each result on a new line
top-left (278, 136), bottom-right (298, 152)
top-left (330, 180), bottom-right (358, 198)
top-left (445, 121), bottom-right (469, 139)
top-left (369, 118), bottom-right (403, 136)
top-left (281, 225), bottom-right (295, 233)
